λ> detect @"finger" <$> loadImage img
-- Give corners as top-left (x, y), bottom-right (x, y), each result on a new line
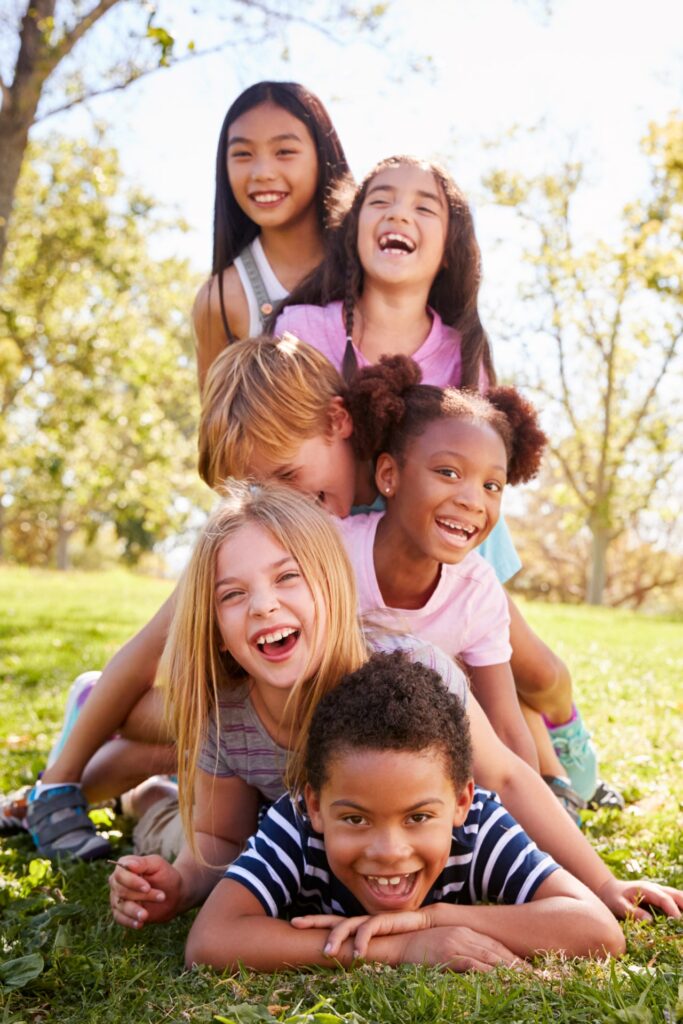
top-left (109, 866), bottom-right (156, 896)
top-left (448, 955), bottom-right (497, 973)
top-left (351, 919), bottom-right (386, 959)
top-left (636, 887), bottom-right (682, 918)
top-left (290, 915), bottom-right (344, 930)
top-left (626, 903), bottom-right (653, 923)
top-left (111, 897), bottom-right (148, 929)
top-left (324, 919), bottom-right (367, 958)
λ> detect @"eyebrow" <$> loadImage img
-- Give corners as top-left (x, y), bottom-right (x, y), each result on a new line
top-left (366, 183), bottom-right (444, 205)
top-left (215, 555), bottom-right (296, 588)
top-left (227, 132), bottom-right (303, 147)
top-left (430, 449), bottom-right (507, 475)
top-left (331, 798), bottom-right (445, 811)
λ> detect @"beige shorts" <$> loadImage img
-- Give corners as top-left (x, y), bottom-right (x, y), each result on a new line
top-left (132, 794), bottom-right (184, 861)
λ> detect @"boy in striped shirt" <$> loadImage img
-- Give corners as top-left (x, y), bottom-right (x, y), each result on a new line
top-left (186, 653), bottom-right (624, 971)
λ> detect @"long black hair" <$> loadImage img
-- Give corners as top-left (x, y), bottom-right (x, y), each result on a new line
top-left (212, 81), bottom-right (351, 342)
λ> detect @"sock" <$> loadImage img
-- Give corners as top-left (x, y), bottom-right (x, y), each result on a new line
top-left (543, 704), bottom-right (578, 730)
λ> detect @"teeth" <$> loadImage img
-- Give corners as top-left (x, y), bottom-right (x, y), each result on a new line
top-left (369, 875), bottom-right (406, 886)
top-left (437, 517), bottom-right (476, 535)
top-left (256, 627), bottom-right (296, 646)
top-left (379, 232), bottom-right (416, 253)
top-left (251, 192), bottom-right (285, 203)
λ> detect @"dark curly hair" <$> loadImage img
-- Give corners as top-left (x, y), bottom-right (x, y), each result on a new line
top-left (273, 155), bottom-right (495, 390)
top-left (211, 81), bottom-right (352, 342)
top-left (304, 651), bottom-right (472, 795)
top-left (347, 355), bottom-right (547, 486)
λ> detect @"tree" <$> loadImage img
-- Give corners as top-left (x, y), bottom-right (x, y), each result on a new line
top-left (0, 0), bottom-right (386, 277)
top-left (484, 116), bottom-right (683, 605)
top-left (0, 133), bottom-right (208, 568)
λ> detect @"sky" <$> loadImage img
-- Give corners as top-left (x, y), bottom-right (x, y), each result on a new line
top-left (30, 0), bottom-right (683, 301)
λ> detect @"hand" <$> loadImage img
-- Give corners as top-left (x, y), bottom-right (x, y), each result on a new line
top-left (597, 877), bottom-right (683, 922)
top-left (401, 924), bottom-right (520, 972)
top-left (109, 854), bottom-right (182, 929)
top-left (292, 909), bottom-right (432, 959)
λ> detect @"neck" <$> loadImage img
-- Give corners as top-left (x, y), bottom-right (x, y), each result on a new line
top-left (248, 678), bottom-right (296, 748)
top-left (260, 212), bottom-right (324, 292)
top-left (373, 514), bottom-right (441, 609)
top-left (354, 282), bottom-right (433, 362)
top-left (353, 458), bottom-right (378, 508)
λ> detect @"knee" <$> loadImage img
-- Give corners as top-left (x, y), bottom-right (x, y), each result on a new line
top-left (514, 646), bottom-right (570, 696)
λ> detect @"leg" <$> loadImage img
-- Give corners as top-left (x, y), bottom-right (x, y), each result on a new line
top-left (507, 595), bottom-right (573, 723)
top-left (520, 701), bottom-right (586, 826)
top-left (81, 738), bottom-right (177, 804)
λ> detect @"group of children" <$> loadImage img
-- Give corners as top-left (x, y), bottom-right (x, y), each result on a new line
top-left (3, 80), bottom-right (682, 972)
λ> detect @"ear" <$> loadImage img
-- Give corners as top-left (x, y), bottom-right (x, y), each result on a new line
top-left (452, 779), bottom-right (474, 827)
top-left (304, 783), bottom-right (324, 832)
top-left (375, 452), bottom-right (399, 498)
top-left (327, 396), bottom-right (353, 441)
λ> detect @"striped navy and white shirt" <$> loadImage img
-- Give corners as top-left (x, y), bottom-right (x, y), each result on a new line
top-left (226, 787), bottom-right (559, 918)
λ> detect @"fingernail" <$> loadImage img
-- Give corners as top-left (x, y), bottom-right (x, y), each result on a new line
top-left (323, 943), bottom-right (332, 955)
top-left (155, 892), bottom-right (165, 901)
top-left (141, 885), bottom-right (150, 893)
top-left (137, 910), bottom-right (144, 920)
top-left (353, 949), bottom-right (360, 959)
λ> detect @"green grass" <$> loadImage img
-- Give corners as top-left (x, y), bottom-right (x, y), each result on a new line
top-left (0, 568), bottom-right (681, 1023)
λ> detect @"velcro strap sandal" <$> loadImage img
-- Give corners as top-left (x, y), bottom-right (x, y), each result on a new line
top-left (26, 784), bottom-right (111, 861)
top-left (542, 774), bottom-right (586, 827)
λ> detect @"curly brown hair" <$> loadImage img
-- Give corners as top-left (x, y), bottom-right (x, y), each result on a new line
top-left (304, 651), bottom-right (472, 795)
top-left (272, 155), bottom-right (495, 390)
top-left (347, 355), bottom-right (547, 486)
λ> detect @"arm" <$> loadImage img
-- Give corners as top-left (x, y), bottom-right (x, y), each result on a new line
top-left (186, 880), bottom-right (519, 972)
top-left (41, 592), bottom-right (177, 786)
top-left (467, 695), bottom-right (683, 919)
top-left (466, 662), bottom-right (539, 769)
top-left (193, 269), bottom-right (248, 391)
top-left (110, 769), bottom-right (259, 928)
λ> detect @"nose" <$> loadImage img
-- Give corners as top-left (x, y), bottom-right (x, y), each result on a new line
top-left (366, 826), bottom-right (412, 866)
top-left (251, 155), bottom-right (276, 181)
top-left (249, 585), bottom-right (280, 617)
top-left (454, 479), bottom-right (484, 512)
top-left (386, 197), bottom-right (411, 224)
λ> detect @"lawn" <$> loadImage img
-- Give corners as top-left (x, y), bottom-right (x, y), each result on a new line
top-left (0, 566), bottom-right (681, 1023)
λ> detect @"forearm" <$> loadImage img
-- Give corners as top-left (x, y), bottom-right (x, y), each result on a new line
top-left (42, 595), bottom-right (175, 783)
top-left (429, 897), bottom-right (624, 958)
top-left (173, 835), bottom-right (239, 914)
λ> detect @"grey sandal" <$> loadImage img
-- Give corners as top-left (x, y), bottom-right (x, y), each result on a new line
top-left (26, 784), bottom-right (111, 860)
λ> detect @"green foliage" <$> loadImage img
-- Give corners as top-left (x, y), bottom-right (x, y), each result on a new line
top-left (0, 569), bottom-right (681, 1023)
top-left (484, 116), bottom-right (683, 605)
top-left (0, 135), bottom-right (209, 568)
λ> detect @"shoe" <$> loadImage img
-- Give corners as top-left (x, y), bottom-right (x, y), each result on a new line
top-left (546, 708), bottom-right (598, 802)
top-left (543, 774), bottom-right (586, 826)
top-left (47, 671), bottom-right (100, 768)
top-left (26, 784), bottom-right (111, 860)
top-left (0, 786), bottom-right (30, 835)
top-left (588, 779), bottom-right (625, 811)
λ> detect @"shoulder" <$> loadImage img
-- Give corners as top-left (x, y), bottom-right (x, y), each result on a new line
top-left (275, 302), bottom-right (342, 341)
top-left (193, 266), bottom-right (250, 349)
top-left (335, 511), bottom-right (380, 548)
top-left (444, 551), bottom-right (500, 589)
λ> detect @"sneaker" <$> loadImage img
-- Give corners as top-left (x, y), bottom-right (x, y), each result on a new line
top-left (542, 774), bottom-right (586, 827)
top-left (0, 786), bottom-right (30, 835)
top-left (546, 707), bottom-right (598, 802)
top-left (588, 779), bottom-right (625, 811)
top-left (27, 783), bottom-right (111, 860)
top-left (46, 671), bottom-right (100, 768)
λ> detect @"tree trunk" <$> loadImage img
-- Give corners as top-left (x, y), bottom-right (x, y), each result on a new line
top-left (586, 526), bottom-right (610, 605)
top-left (56, 520), bottom-right (72, 571)
top-left (0, 0), bottom-right (57, 278)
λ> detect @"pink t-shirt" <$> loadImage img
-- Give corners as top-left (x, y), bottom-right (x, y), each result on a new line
top-left (336, 513), bottom-right (511, 667)
top-left (274, 301), bottom-right (487, 389)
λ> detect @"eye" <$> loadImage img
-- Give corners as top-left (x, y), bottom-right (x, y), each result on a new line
top-left (342, 814), bottom-right (368, 826)
top-left (417, 205), bottom-right (437, 215)
top-left (218, 588), bottom-right (243, 603)
top-left (408, 813), bottom-right (432, 824)
top-left (484, 481), bottom-right (504, 493)
top-left (277, 147), bottom-right (298, 156)
top-left (278, 570), bottom-right (301, 584)
top-left (315, 491), bottom-right (326, 505)
top-left (229, 149), bottom-right (251, 159)
top-left (436, 468), bottom-right (459, 479)
top-left (367, 198), bottom-right (388, 207)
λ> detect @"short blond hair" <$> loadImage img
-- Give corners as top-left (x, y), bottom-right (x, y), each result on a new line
top-left (161, 479), bottom-right (367, 856)
top-left (198, 334), bottom-right (346, 489)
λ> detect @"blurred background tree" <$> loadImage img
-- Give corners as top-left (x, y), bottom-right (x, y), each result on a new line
top-left (0, 134), bottom-right (208, 568)
top-left (485, 115), bottom-right (683, 607)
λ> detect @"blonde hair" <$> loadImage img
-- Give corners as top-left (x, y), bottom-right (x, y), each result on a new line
top-left (198, 333), bottom-right (346, 489)
top-left (161, 479), bottom-right (367, 855)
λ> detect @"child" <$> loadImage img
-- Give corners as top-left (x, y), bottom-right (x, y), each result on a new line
top-left (192, 81), bottom-right (351, 387)
top-left (108, 480), bottom-right (470, 927)
top-left (185, 652), bottom-right (625, 972)
top-left (273, 156), bottom-right (601, 801)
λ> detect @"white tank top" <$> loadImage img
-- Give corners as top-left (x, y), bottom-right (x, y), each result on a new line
top-left (233, 236), bottom-right (288, 337)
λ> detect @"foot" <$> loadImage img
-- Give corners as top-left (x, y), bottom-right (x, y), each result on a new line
top-left (546, 707), bottom-right (598, 801)
top-left (0, 786), bottom-right (31, 835)
top-left (542, 774), bottom-right (586, 826)
top-left (588, 779), bottom-right (625, 811)
top-left (27, 784), bottom-right (111, 861)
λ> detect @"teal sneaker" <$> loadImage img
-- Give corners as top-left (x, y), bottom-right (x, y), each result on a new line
top-left (547, 708), bottom-right (598, 802)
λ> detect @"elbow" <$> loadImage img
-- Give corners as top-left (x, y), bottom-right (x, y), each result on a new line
top-left (185, 927), bottom-right (237, 973)
top-left (584, 911), bottom-right (626, 960)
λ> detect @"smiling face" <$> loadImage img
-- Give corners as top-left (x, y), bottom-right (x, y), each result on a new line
top-left (247, 400), bottom-right (358, 518)
top-left (214, 522), bottom-right (326, 695)
top-left (357, 162), bottom-right (449, 291)
top-left (377, 417), bottom-right (507, 565)
top-left (305, 747), bottom-right (472, 913)
top-left (226, 101), bottom-right (320, 228)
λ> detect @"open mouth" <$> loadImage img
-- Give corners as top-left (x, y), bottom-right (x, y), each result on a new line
top-left (250, 191), bottom-right (288, 206)
top-left (363, 872), bottom-right (418, 904)
top-left (378, 232), bottom-right (416, 255)
top-left (254, 626), bottom-right (301, 659)
top-left (435, 516), bottom-right (479, 546)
